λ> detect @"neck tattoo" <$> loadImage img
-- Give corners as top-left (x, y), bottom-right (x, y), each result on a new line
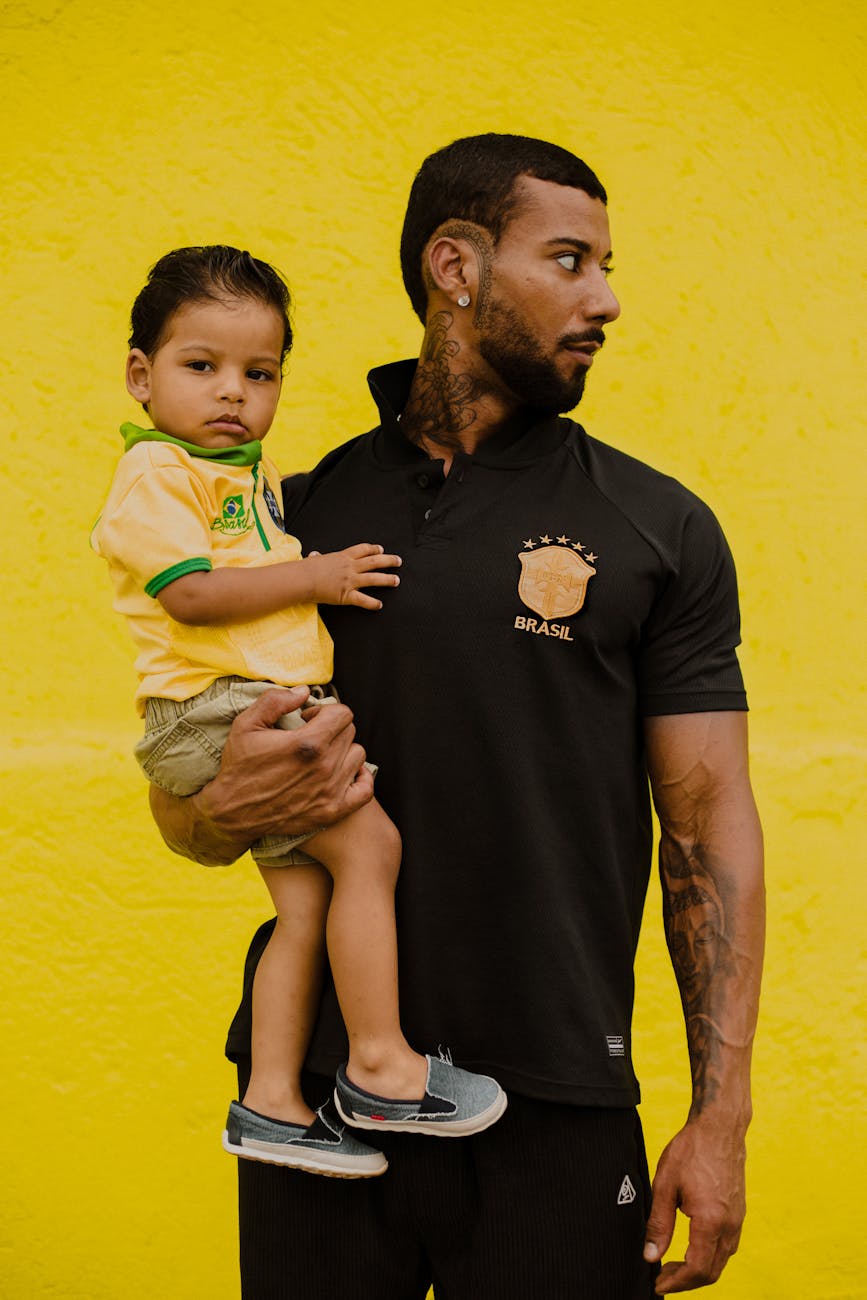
top-left (401, 312), bottom-right (489, 450)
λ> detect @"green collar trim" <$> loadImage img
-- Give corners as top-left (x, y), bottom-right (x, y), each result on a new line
top-left (121, 422), bottom-right (262, 466)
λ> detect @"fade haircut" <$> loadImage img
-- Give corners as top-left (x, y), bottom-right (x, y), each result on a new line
top-left (129, 245), bottom-right (293, 365)
top-left (400, 133), bottom-right (608, 323)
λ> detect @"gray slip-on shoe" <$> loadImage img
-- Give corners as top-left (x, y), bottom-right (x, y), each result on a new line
top-left (333, 1050), bottom-right (507, 1136)
top-left (222, 1099), bottom-right (388, 1177)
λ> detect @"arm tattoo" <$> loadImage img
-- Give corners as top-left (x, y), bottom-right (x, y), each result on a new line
top-left (660, 835), bottom-right (735, 1114)
top-left (401, 311), bottom-right (489, 446)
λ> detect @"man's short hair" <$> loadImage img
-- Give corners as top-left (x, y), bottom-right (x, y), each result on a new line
top-left (129, 245), bottom-right (293, 365)
top-left (399, 133), bottom-right (608, 324)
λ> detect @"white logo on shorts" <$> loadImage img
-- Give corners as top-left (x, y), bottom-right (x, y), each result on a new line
top-left (617, 1175), bottom-right (637, 1205)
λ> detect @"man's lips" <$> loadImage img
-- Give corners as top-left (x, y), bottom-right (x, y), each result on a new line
top-left (561, 332), bottom-right (605, 366)
top-left (562, 343), bottom-right (601, 366)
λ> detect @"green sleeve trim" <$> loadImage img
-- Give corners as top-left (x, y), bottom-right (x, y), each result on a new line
top-left (121, 422), bottom-right (262, 466)
top-left (145, 557), bottom-right (212, 598)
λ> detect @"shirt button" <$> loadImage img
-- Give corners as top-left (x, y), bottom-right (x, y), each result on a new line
top-left (417, 473), bottom-right (430, 488)
top-left (424, 508), bottom-right (432, 520)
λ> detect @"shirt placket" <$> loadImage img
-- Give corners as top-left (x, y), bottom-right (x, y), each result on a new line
top-left (407, 454), bottom-right (470, 544)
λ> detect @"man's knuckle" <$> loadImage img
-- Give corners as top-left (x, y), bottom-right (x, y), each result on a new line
top-left (295, 737), bottom-right (322, 763)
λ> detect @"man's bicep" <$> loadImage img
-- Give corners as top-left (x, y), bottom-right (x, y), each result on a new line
top-left (644, 711), bottom-right (753, 835)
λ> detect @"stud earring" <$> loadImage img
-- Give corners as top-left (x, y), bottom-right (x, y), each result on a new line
top-left (457, 293), bottom-right (471, 308)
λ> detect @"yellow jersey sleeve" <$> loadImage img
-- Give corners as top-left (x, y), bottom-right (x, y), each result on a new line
top-left (94, 444), bottom-right (214, 598)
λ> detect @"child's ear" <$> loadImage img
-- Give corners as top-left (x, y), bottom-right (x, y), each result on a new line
top-left (126, 349), bottom-right (152, 405)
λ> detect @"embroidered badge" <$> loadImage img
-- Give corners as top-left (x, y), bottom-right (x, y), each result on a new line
top-left (211, 493), bottom-right (252, 534)
top-left (516, 533), bottom-right (597, 628)
top-left (262, 476), bottom-right (285, 533)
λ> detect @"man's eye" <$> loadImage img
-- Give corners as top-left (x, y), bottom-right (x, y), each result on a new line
top-left (248, 369), bottom-right (274, 383)
top-left (186, 360), bottom-right (212, 371)
top-left (556, 253), bottom-right (579, 272)
top-left (602, 264), bottom-right (615, 278)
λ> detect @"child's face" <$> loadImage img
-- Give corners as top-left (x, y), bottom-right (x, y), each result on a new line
top-left (125, 296), bottom-right (284, 448)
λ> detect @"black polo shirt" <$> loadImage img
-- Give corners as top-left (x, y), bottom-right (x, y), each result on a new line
top-left (227, 359), bottom-right (747, 1107)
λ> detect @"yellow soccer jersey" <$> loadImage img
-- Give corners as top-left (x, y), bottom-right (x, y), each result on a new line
top-left (92, 424), bottom-right (333, 713)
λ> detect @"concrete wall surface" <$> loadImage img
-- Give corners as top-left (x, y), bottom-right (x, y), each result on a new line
top-left (2, 0), bottom-right (864, 1296)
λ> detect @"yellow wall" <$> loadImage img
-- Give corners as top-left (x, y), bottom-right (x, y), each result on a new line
top-left (3, 1), bottom-right (864, 1296)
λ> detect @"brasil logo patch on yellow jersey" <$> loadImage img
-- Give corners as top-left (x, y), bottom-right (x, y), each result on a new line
top-left (211, 493), bottom-right (253, 534)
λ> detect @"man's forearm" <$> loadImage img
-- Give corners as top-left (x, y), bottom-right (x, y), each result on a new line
top-left (643, 713), bottom-right (764, 1290)
top-left (149, 782), bottom-right (251, 866)
top-left (659, 796), bottom-right (765, 1126)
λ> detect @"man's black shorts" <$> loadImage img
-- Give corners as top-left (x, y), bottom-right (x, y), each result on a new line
top-left (236, 1069), bottom-right (659, 1300)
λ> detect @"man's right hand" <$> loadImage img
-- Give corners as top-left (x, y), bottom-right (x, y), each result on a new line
top-left (149, 687), bottom-right (374, 866)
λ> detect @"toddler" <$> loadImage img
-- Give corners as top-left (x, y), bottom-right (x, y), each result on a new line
top-left (92, 246), bottom-right (506, 1177)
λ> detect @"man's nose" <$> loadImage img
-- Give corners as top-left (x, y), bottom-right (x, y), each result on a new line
top-left (219, 375), bottom-right (245, 402)
top-left (585, 269), bottom-right (621, 324)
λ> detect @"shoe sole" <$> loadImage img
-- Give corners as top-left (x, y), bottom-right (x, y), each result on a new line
top-left (333, 1088), bottom-right (508, 1137)
top-left (221, 1131), bottom-right (388, 1177)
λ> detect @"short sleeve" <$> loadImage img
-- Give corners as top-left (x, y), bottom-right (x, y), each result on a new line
top-left (638, 500), bottom-right (747, 716)
top-left (94, 458), bottom-right (213, 597)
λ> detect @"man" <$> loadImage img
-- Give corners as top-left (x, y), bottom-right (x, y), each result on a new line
top-left (154, 134), bottom-right (764, 1298)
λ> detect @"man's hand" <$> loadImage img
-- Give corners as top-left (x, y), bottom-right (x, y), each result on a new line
top-left (644, 1115), bottom-right (747, 1292)
top-left (307, 543), bottom-right (401, 610)
top-left (149, 687), bottom-right (374, 865)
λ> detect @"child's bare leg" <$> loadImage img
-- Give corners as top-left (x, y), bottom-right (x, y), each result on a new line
top-left (241, 861), bottom-right (332, 1125)
top-left (305, 800), bottom-right (428, 1099)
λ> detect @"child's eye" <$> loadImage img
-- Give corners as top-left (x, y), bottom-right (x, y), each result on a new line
top-left (186, 360), bottom-right (213, 372)
top-left (248, 368), bottom-right (275, 383)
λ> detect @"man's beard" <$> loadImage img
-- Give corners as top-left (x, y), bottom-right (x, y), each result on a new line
top-left (477, 296), bottom-right (595, 414)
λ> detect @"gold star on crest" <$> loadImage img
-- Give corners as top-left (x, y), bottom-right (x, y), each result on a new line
top-left (523, 538), bottom-right (537, 549)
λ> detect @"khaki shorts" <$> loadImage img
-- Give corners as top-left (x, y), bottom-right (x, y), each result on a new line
top-left (135, 676), bottom-right (337, 868)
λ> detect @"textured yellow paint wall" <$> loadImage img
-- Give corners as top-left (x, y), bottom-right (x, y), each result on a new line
top-left (3, 1), bottom-right (864, 1296)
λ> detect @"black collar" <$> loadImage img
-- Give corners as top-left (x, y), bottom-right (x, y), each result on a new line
top-left (366, 359), bottom-right (578, 470)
